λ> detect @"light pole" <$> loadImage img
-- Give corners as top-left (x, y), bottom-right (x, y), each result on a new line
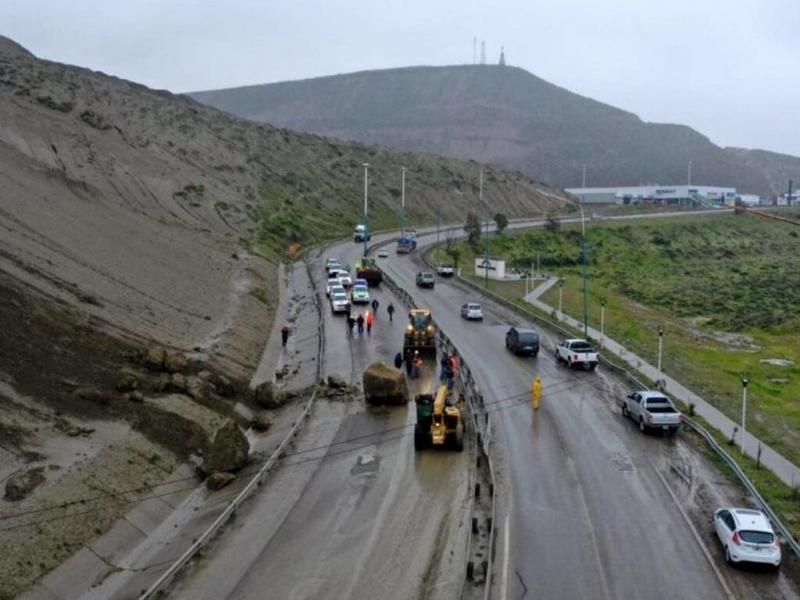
top-left (362, 162), bottom-right (369, 257)
top-left (580, 204), bottom-right (588, 338)
top-left (558, 278), bottom-right (564, 321)
top-left (479, 167), bottom-right (488, 288)
top-left (600, 298), bottom-right (606, 349)
top-left (657, 324), bottom-right (665, 375)
top-left (688, 161), bottom-right (693, 187)
top-left (400, 166), bottom-right (406, 235)
top-left (740, 372), bottom-right (750, 455)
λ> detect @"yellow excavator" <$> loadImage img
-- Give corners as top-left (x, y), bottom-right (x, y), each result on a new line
top-left (414, 384), bottom-right (464, 451)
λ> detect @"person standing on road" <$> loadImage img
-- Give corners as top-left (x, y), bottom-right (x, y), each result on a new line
top-left (448, 353), bottom-right (459, 378)
top-left (366, 311), bottom-right (375, 334)
top-left (281, 324), bottom-right (290, 347)
top-left (387, 303), bottom-right (395, 322)
top-left (412, 351), bottom-right (423, 379)
top-left (356, 313), bottom-right (365, 335)
top-left (394, 351), bottom-right (403, 369)
top-left (404, 347), bottom-right (414, 376)
top-left (371, 298), bottom-right (379, 315)
top-left (347, 315), bottom-right (355, 337)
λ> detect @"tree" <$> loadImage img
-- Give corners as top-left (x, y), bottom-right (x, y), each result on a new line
top-left (544, 213), bottom-right (561, 233)
top-left (444, 235), bottom-right (461, 268)
top-left (464, 211), bottom-right (481, 247)
top-left (494, 212), bottom-right (508, 234)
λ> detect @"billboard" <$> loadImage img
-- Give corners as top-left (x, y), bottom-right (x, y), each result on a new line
top-left (475, 257), bottom-right (506, 280)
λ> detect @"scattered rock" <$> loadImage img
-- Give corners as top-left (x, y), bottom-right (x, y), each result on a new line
top-left (327, 374), bottom-right (348, 389)
top-left (115, 370), bottom-right (139, 393)
top-left (167, 373), bottom-right (187, 393)
top-left (206, 472), bottom-right (236, 490)
top-left (250, 413), bottom-right (272, 431)
top-left (254, 381), bottom-right (288, 409)
top-left (145, 345), bottom-right (167, 371)
top-left (185, 376), bottom-right (207, 401)
top-left (127, 390), bottom-right (145, 402)
top-left (363, 362), bottom-right (408, 405)
top-left (164, 351), bottom-right (189, 374)
top-left (5, 467), bottom-right (46, 501)
top-left (203, 420), bottom-right (250, 473)
top-left (72, 387), bottom-right (111, 406)
top-left (209, 373), bottom-right (235, 397)
top-left (155, 373), bottom-right (171, 392)
top-left (36, 95), bottom-right (73, 113)
top-left (80, 109), bottom-right (111, 130)
top-left (198, 370), bottom-right (213, 380)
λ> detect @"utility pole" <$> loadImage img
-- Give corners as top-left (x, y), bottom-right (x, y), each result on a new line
top-left (600, 298), bottom-right (606, 349)
top-left (580, 205), bottom-right (588, 338)
top-left (362, 163), bottom-right (369, 257)
top-left (436, 204), bottom-right (440, 265)
top-left (558, 278), bottom-right (564, 321)
top-left (401, 166), bottom-right (406, 235)
top-left (657, 325), bottom-right (665, 375)
top-left (481, 168), bottom-right (489, 288)
top-left (789, 179), bottom-right (794, 207)
top-left (688, 161), bottom-right (693, 187)
top-left (740, 372), bottom-right (750, 455)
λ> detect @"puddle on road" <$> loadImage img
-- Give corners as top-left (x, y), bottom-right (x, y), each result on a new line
top-left (351, 453), bottom-right (381, 477)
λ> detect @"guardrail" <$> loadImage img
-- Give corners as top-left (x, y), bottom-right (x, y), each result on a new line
top-left (140, 254), bottom-right (326, 598)
top-left (445, 257), bottom-right (800, 559)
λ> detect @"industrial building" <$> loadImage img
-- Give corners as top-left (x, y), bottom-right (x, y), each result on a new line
top-left (564, 185), bottom-right (737, 206)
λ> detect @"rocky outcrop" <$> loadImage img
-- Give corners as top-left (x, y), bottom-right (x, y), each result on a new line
top-left (363, 362), bottom-right (407, 405)
top-left (203, 420), bottom-right (249, 474)
top-left (5, 467), bottom-right (46, 500)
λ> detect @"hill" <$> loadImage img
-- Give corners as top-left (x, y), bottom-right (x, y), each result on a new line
top-left (191, 65), bottom-right (800, 197)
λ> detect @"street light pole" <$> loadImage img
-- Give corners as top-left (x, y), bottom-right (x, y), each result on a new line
top-left (479, 167), bottom-right (488, 288)
top-left (362, 163), bottom-right (369, 258)
top-left (580, 204), bottom-right (588, 338)
top-left (688, 161), bottom-right (693, 187)
top-left (657, 324), bottom-right (665, 375)
top-left (401, 166), bottom-right (406, 235)
top-left (600, 298), bottom-right (606, 349)
top-left (558, 278), bottom-right (564, 321)
top-left (740, 372), bottom-right (750, 455)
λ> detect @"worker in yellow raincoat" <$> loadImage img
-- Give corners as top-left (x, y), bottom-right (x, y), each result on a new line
top-left (531, 376), bottom-right (542, 410)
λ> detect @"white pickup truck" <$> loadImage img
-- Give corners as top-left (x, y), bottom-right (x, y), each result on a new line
top-left (622, 391), bottom-right (683, 435)
top-left (555, 339), bottom-right (598, 370)
top-left (436, 264), bottom-right (455, 277)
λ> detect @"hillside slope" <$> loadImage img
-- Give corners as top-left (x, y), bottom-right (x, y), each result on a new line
top-left (191, 65), bottom-right (799, 196)
top-left (0, 39), bottom-right (569, 376)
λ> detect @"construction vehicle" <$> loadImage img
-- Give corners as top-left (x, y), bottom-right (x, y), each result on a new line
top-left (396, 230), bottom-right (417, 254)
top-left (355, 257), bottom-right (382, 286)
top-left (414, 384), bottom-right (464, 451)
top-left (404, 309), bottom-right (436, 354)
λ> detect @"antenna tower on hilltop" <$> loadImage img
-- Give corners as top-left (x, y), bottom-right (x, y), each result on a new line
top-left (480, 40), bottom-right (486, 65)
top-left (499, 46), bottom-right (506, 66)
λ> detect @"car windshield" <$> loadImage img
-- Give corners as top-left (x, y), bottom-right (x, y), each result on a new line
top-left (468, 304), bottom-right (481, 310)
top-left (410, 313), bottom-right (430, 328)
top-left (739, 530), bottom-right (774, 544)
top-left (422, 273), bottom-right (434, 280)
top-left (571, 342), bottom-right (595, 352)
top-left (333, 294), bottom-right (347, 301)
top-left (354, 286), bottom-right (367, 293)
top-left (519, 333), bottom-right (538, 343)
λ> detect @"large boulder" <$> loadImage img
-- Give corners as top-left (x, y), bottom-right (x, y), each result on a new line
top-left (185, 376), bottom-right (207, 401)
top-left (327, 374), bottom-right (348, 389)
top-left (209, 373), bottom-right (235, 397)
top-left (144, 345), bottom-right (167, 371)
top-left (250, 413), bottom-right (272, 431)
top-left (115, 369), bottom-right (139, 393)
top-left (206, 472), bottom-right (236, 491)
top-left (164, 351), bottom-right (189, 374)
top-left (254, 381), bottom-right (287, 409)
top-left (203, 420), bottom-right (250, 474)
top-left (363, 362), bottom-right (408, 405)
top-left (5, 467), bottom-right (46, 501)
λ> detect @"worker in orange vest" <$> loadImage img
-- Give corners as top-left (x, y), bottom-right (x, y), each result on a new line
top-left (366, 310), bottom-right (375, 334)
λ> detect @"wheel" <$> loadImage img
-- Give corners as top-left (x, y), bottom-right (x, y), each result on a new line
top-left (568, 358), bottom-right (574, 369)
top-left (622, 404), bottom-right (629, 417)
top-left (724, 547), bottom-right (732, 565)
top-left (532, 351), bottom-right (538, 358)
top-left (667, 427), bottom-right (678, 436)
top-left (453, 423), bottom-right (464, 452)
top-left (414, 423), bottom-right (427, 451)
top-left (555, 350), bottom-right (561, 363)
top-left (588, 363), bottom-right (597, 371)
top-left (639, 418), bottom-right (646, 433)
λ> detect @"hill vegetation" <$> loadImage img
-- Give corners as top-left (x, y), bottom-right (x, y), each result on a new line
top-left (191, 65), bottom-right (800, 197)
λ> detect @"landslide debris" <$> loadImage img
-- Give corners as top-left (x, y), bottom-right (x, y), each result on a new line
top-left (203, 420), bottom-right (250, 474)
top-left (363, 362), bottom-right (408, 405)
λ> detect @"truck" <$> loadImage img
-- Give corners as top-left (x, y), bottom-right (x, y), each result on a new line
top-left (396, 230), bottom-right (417, 253)
top-left (555, 339), bottom-right (599, 370)
top-left (436, 264), bottom-right (455, 277)
top-left (354, 224), bottom-right (371, 243)
top-left (622, 390), bottom-right (683, 435)
top-left (355, 257), bottom-right (382, 286)
top-left (404, 308), bottom-right (436, 354)
top-left (414, 384), bottom-right (464, 451)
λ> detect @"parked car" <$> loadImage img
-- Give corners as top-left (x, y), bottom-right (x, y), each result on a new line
top-left (351, 284), bottom-right (370, 304)
top-left (713, 507), bottom-right (781, 568)
top-left (505, 327), bottom-right (539, 357)
top-left (460, 303), bottom-right (483, 320)
top-left (437, 264), bottom-right (455, 277)
top-left (555, 339), bottom-right (598, 370)
top-left (326, 260), bottom-right (343, 276)
top-left (416, 271), bottom-right (435, 289)
top-left (325, 278), bottom-right (341, 297)
top-left (377, 250), bottom-right (389, 258)
top-left (337, 274), bottom-right (353, 289)
top-left (622, 391), bottom-right (682, 434)
top-left (330, 292), bottom-right (350, 314)
top-left (354, 278), bottom-right (368, 288)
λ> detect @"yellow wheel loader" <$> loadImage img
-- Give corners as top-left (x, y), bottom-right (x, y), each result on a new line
top-left (414, 384), bottom-right (464, 451)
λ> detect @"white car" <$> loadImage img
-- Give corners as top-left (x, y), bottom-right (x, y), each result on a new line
top-left (338, 275), bottom-right (352, 289)
top-left (325, 278), bottom-right (341, 297)
top-left (377, 250), bottom-right (389, 258)
top-left (460, 302), bottom-right (483, 320)
top-left (330, 292), bottom-right (350, 314)
top-left (556, 339), bottom-right (599, 370)
top-left (326, 261), bottom-right (343, 276)
top-left (713, 507), bottom-right (781, 568)
top-left (437, 264), bottom-right (455, 277)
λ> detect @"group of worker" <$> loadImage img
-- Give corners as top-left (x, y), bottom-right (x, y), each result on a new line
top-left (345, 299), bottom-right (396, 337)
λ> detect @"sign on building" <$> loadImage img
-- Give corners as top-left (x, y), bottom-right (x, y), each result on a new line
top-left (475, 257), bottom-right (506, 280)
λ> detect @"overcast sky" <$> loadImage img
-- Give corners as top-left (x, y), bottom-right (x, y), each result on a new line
top-left (2, 0), bottom-right (799, 156)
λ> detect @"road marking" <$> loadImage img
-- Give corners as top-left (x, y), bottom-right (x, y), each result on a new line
top-left (500, 513), bottom-right (510, 600)
top-left (652, 464), bottom-right (736, 600)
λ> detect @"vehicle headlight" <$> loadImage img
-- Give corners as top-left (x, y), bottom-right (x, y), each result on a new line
top-left (427, 326), bottom-right (433, 332)
top-left (406, 325), bottom-right (413, 332)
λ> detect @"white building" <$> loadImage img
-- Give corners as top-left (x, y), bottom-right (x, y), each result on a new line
top-left (564, 185), bottom-right (737, 206)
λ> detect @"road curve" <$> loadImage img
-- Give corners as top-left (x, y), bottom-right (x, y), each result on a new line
top-left (380, 226), bottom-right (730, 599)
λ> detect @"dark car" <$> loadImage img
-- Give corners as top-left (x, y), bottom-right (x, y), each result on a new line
top-left (416, 271), bottom-right (435, 289)
top-left (505, 327), bottom-right (540, 357)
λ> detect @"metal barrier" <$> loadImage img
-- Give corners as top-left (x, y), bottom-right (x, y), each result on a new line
top-left (140, 255), bottom-right (326, 598)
